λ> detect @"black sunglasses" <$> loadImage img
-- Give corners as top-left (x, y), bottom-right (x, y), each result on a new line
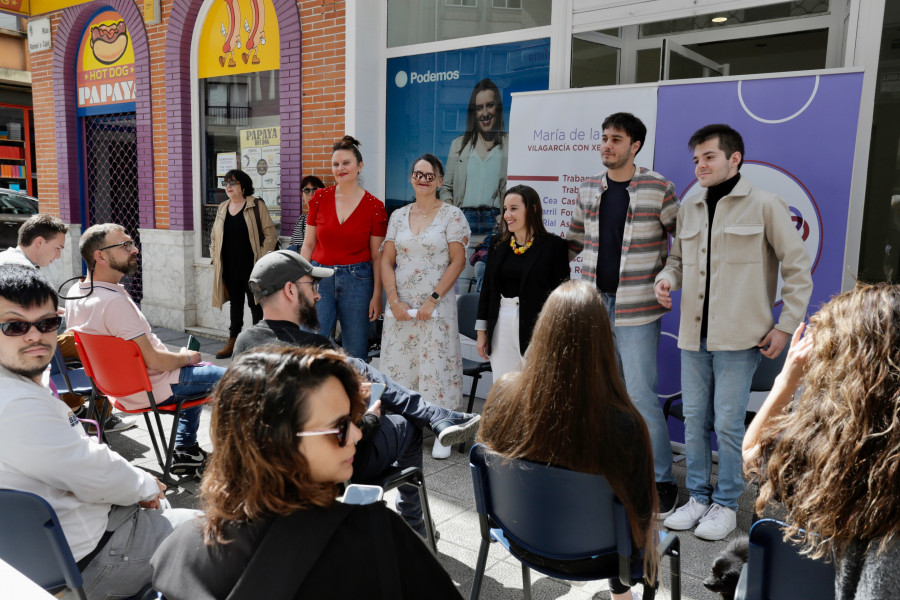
top-left (0, 316), bottom-right (63, 337)
top-left (295, 415), bottom-right (352, 447)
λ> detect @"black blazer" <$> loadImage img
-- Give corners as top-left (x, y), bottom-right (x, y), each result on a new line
top-left (477, 233), bottom-right (570, 354)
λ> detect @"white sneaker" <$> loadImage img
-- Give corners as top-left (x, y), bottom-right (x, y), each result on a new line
top-left (694, 503), bottom-right (736, 541)
top-left (663, 497), bottom-right (709, 530)
top-left (431, 438), bottom-right (451, 459)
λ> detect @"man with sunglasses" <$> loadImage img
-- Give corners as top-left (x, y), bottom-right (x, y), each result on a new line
top-left (0, 264), bottom-right (199, 599)
top-left (234, 250), bottom-right (481, 537)
top-left (64, 224), bottom-right (226, 475)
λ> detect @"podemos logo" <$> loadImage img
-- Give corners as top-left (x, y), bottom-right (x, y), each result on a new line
top-left (394, 69), bottom-right (460, 88)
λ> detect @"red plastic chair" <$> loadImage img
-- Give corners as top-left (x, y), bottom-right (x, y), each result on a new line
top-left (72, 331), bottom-right (211, 483)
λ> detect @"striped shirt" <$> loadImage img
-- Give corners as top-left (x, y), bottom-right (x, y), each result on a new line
top-left (567, 167), bottom-right (679, 326)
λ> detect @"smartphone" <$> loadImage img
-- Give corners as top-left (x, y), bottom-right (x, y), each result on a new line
top-left (187, 335), bottom-right (201, 352)
top-left (368, 382), bottom-right (386, 409)
top-left (342, 484), bottom-right (384, 505)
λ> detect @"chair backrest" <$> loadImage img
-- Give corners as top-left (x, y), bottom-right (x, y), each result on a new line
top-left (744, 519), bottom-right (835, 600)
top-left (457, 293), bottom-right (480, 341)
top-left (0, 489), bottom-right (85, 596)
top-left (73, 331), bottom-right (154, 398)
top-left (469, 444), bottom-right (630, 561)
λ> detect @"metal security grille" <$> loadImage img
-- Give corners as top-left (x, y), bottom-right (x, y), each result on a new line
top-left (84, 112), bottom-right (142, 304)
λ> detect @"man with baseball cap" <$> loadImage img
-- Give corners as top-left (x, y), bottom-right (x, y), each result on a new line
top-left (234, 250), bottom-right (480, 536)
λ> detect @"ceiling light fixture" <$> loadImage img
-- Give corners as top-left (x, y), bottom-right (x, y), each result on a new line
top-left (712, 16), bottom-right (728, 23)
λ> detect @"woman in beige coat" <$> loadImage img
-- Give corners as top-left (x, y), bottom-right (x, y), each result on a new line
top-left (210, 169), bottom-right (277, 358)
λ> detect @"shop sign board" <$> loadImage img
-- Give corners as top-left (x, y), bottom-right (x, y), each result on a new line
top-left (240, 125), bottom-right (281, 217)
top-left (75, 9), bottom-right (136, 114)
top-left (198, 0), bottom-right (280, 79)
top-left (27, 16), bottom-right (50, 52)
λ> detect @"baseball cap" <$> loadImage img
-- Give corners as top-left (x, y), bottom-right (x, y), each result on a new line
top-left (248, 250), bottom-right (334, 299)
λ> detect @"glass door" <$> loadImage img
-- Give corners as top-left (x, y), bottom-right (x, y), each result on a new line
top-left (660, 38), bottom-right (729, 80)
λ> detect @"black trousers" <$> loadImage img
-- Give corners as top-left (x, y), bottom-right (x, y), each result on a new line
top-left (223, 273), bottom-right (262, 338)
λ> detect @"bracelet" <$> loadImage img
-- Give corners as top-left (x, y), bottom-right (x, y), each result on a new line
top-left (389, 299), bottom-right (401, 309)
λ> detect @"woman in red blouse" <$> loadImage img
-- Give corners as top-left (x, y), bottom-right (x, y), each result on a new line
top-left (300, 136), bottom-right (387, 360)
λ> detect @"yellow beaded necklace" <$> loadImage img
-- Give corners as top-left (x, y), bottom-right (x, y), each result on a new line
top-left (509, 235), bottom-right (533, 255)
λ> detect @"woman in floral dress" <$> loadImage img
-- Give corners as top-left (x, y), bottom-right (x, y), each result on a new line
top-left (381, 153), bottom-right (470, 458)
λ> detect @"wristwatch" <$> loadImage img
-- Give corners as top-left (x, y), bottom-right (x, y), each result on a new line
top-left (430, 291), bottom-right (441, 302)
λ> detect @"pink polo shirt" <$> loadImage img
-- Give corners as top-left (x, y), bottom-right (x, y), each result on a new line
top-left (64, 281), bottom-right (180, 410)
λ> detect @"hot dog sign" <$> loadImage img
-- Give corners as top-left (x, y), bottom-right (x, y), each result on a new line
top-left (77, 10), bottom-right (136, 109)
top-left (198, 0), bottom-right (280, 78)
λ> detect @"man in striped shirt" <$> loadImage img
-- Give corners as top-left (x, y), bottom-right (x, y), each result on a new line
top-left (567, 112), bottom-right (680, 517)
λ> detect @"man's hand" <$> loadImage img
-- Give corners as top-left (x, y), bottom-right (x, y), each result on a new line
top-left (758, 328), bottom-right (791, 358)
top-left (139, 477), bottom-right (166, 509)
top-left (180, 349), bottom-right (201, 366)
top-left (654, 280), bottom-right (672, 309)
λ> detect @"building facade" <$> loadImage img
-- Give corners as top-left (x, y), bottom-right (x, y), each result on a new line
top-left (23, 0), bottom-right (896, 337)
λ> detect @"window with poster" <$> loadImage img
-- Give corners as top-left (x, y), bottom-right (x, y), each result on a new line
top-left (196, 0), bottom-right (280, 258)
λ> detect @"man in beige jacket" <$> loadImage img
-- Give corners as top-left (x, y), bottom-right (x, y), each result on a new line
top-left (654, 124), bottom-right (812, 541)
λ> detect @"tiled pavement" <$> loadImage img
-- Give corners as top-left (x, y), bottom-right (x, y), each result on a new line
top-left (101, 326), bottom-right (778, 600)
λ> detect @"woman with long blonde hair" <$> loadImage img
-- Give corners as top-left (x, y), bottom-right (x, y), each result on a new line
top-left (478, 280), bottom-right (658, 600)
top-left (744, 283), bottom-right (900, 600)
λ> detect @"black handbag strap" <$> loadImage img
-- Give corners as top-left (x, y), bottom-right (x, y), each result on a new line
top-left (250, 201), bottom-right (264, 244)
top-left (226, 504), bottom-right (355, 600)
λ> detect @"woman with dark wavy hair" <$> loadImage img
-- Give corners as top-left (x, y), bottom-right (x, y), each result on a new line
top-left (744, 283), bottom-right (900, 600)
top-left (478, 280), bottom-right (657, 600)
top-left (151, 346), bottom-right (459, 599)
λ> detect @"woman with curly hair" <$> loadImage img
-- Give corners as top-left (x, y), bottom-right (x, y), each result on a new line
top-left (151, 346), bottom-right (459, 599)
top-left (744, 283), bottom-right (900, 600)
top-left (478, 280), bottom-right (657, 600)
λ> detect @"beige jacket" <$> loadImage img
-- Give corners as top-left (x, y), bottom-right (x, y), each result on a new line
top-left (655, 177), bottom-right (812, 352)
top-left (440, 133), bottom-right (509, 208)
top-left (209, 196), bottom-right (278, 308)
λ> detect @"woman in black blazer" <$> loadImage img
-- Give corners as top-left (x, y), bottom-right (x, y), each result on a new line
top-left (476, 185), bottom-right (570, 380)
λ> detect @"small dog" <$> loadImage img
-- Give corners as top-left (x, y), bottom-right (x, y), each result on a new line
top-left (703, 536), bottom-right (749, 600)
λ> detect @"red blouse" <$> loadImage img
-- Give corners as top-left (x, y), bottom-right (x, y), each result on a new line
top-left (307, 186), bottom-right (388, 266)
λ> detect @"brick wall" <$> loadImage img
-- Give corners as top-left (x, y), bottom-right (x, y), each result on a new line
top-left (31, 0), bottom-right (348, 225)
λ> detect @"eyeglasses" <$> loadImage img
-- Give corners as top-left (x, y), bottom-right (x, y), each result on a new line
top-left (296, 280), bottom-right (319, 293)
top-left (99, 240), bottom-right (136, 252)
top-left (0, 316), bottom-right (63, 337)
top-left (475, 101), bottom-right (497, 112)
top-left (411, 171), bottom-right (437, 183)
top-left (223, 179), bottom-right (239, 187)
top-left (301, 187), bottom-right (319, 195)
top-left (296, 415), bottom-right (351, 447)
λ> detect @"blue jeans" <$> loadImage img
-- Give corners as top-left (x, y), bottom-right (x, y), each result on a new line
top-left (680, 340), bottom-right (760, 510)
top-left (462, 207), bottom-right (500, 235)
top-left (314, 260), bottom-right (373, 361)
top-left (602, 293), bottom-right (672, 484)
top-left (161, 364), bottom-right (225, 448)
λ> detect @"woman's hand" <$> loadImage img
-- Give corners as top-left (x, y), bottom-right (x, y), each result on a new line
top-left (391, 301), bottom-right (413, 321)
top-left (476, 330), bottom-right (490, 360)
top-left (778, 322), bottom-right (814, 392)
top-left (416, 300), bottom-right (436, 321)
top-left (369, 294), bottom-right (383, 322)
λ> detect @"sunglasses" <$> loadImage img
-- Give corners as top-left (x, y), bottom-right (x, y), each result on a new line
top-left (100, 240), bottom-right (136, 252)
top-left (411, 171), bottom-right (437, 183)
top-left (296, 415), bottom-right (352, 447)
top-left (223, 179), bottom-right (239, 187)
top-left (0, 316), bottom-right (63, 337)
top-left (301, 187), bottom-right (319, 195)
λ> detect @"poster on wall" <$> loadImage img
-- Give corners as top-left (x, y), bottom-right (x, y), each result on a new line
top-left (240, 125), bottom-right (281, 224)
top-left (197, 0), bottom-right (280, 78)
top-left (385, 39), bottom-right (551, 212)
top-left (76, 9), bottom-right (136, 115)
top-left (507, 71), bottom-right (864, 440)
top-left (506, 85), bottom-right (659, 278)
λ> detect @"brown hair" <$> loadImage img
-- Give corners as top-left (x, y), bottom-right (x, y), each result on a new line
top-left (79, 223), bottom-right (125, 269)
top-left (18, 214), bottom-right (68, 247)
top-left (461, 78), bottom-right (505, 149)
top-left (477, 280), bottom-right (658, 579)
top-left (201, 345), bottom-right (366, 544)
top-left (754, 283), bottom-right (900, 560)
top-left (332, 135), bottom-right (363, 164)
top-left (495, 184), bottom-right (549, 247)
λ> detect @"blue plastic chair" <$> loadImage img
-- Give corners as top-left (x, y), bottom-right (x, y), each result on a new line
top-left (735, 518), bottom-right (835, 600)
top-left (0, 489), bottom-right (88, 600)
top-left (469, 444), bottom-right (681, 600)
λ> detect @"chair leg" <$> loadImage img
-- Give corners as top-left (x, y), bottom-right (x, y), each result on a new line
top-left (142, 413), bottom-right (163, 466)
top-left (469, 539), bottom-right (490, 600)
top-left (414, 473), bottom-right (437, 553)
top-left (522, 563), bottom-right (532, 600)
top-left (160, 408), bottom-right (183, 485)
top-left (457, 373), bottom-right (481, 453)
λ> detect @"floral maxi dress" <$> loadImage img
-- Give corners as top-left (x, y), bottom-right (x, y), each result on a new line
top-left (381, 203), bottom-right (471, 410)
